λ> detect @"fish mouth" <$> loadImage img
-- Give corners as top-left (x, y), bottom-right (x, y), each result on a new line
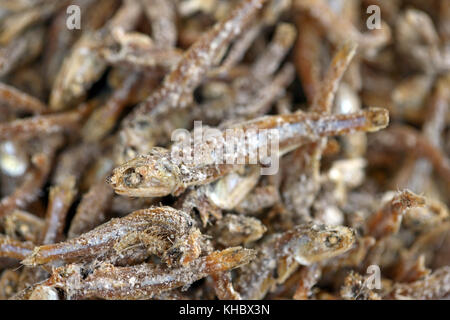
top-left (298, 245), bottom-right (353, 265)
top-left (110, 185), bottom-right (171, 198)
top-left (106, 173), bottom-right (174, 197)
top-left (105, 174), bottom-right (131, 195)
top-left (105, 173), bottom-right (116, 187)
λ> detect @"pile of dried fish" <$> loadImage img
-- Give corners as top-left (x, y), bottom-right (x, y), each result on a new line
top-left (0, 0), bottom-right (449, 300)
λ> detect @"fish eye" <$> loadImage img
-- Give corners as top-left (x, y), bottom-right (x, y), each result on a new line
top-left (123, 168), bottom-right (143, 187)
top-left (325, 235), bottom-right (340, 247)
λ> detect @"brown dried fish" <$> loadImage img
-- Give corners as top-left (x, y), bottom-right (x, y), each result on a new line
top-left (108, 108), bottom-right (389, 197)
top-left (22, 206), bottom-right (204, 268)
top-left (33, 247), bottom-right (255, 300)
top-left (236, 222), bottom-right (356, 299)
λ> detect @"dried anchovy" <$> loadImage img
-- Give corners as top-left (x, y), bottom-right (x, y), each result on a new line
top-left (294, 0), bottom-right (391, 55)
top-left (394, 74), bottom-right (449, 193)
top-left (294, 14), bottom-right (323, 102)
top-left (0, 1), bottom-right (62, 45)
top-left (371, 125), bottom-right (450, 187)
top-left (22, 206), bottom-right (204, 268)
top-left (27, 247), bottom-right (255, 300)
top-left (327, 236), bottom-right (376, 270)
top-left (394, 222), bottom-right (450, 280)
top-left (0, 140), bottom-right (29, 177)
top-left (175, 166), bottom-right (260, 226)
top-left (81, 72), bottom-right (145, 143)
top-left (108, 108), bottom-right (389, 197)
top-left (42, 0), bottom-right (110, 88)
top-left (235, 223), bottom-right (355, 299)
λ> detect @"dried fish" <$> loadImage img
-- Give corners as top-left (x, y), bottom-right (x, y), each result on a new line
top-left (0, 140), bottom-right (29, 177)
top-left (108, 108), bottom-right (389, 197)
top-left (22, 206), bottom-right (204, 268)
top-left (34, 247), bottom-right (255, 300)
top-left (236, 223), bottom-right (355, 299)
top-left (294, 0), bottom-right (391, 56)
top-left (176, 166), bottom-right (261, 226)
top-left (0, 1), bottom-right (62, 45)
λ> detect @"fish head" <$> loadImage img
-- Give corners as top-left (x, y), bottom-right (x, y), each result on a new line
top-left (107, 147), bottom-right (181, 197)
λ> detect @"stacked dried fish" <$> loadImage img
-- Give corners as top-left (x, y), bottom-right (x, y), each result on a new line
top-left (0, 0), bottom-right (449, 300)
